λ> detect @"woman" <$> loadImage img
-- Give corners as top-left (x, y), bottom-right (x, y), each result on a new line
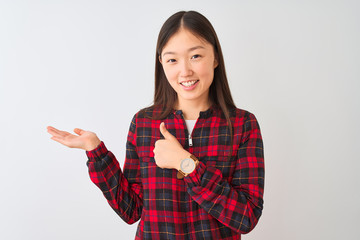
top-left (47, 11), bottom-right (264, 240)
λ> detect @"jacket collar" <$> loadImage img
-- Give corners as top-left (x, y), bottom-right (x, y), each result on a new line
top-left (172, 104), bottom-right (219, 119)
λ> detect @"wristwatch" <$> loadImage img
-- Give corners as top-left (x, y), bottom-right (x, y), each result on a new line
top-left (177, 154), bottom-right (199, 179)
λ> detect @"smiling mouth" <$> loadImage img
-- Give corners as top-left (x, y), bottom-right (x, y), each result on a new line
top-left (180, 80), bottom-right (199, 87)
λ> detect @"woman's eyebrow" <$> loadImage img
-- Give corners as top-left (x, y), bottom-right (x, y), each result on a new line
top-left (188, 45), bottom-right (205, 52)
top-left (162, 46), bottom-right (205, 57)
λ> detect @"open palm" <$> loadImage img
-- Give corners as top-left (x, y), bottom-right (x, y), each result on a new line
top-left (47, 126), bottom-right (101, 151)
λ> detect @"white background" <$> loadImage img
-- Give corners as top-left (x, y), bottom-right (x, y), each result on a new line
top-left (1, 0), bottom-right (359, 239)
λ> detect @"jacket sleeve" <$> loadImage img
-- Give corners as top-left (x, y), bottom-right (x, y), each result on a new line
top-left (184, 113), bottom-right (265, 234)
top-left (86, 115), bottom-right (143, 224)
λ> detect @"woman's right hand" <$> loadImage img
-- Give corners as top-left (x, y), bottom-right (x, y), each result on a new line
top-left (47, 126), bottom-right (101, 151)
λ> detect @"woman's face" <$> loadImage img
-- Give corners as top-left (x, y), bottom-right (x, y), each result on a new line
top-left (160, 28), bottom-right (218, 108)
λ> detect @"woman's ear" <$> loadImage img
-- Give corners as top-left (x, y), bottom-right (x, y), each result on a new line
top-left (159, 55), bottom-right (163, 64)
top-left (213, 58), bottom-right (218, 68)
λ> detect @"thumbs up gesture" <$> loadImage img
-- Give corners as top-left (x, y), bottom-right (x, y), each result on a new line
top-left (154, 122), bottom-right (190, 170)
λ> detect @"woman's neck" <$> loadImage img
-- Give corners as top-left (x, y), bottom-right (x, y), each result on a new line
top-left (175, 98), bottom-right (212, 120)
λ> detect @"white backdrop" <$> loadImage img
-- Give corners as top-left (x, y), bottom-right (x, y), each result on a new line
top-left (1, 0), bottom-right (359, 239)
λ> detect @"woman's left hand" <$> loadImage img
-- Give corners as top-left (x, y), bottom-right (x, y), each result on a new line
top-left (154, 122), bottom-right (190, 170)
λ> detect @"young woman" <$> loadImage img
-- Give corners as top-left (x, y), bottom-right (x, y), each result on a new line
top-left (47, 11), bottom-right (265, 240)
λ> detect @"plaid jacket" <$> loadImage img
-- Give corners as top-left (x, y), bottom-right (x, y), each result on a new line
top-left (86, 105), bottom-right (264, 240)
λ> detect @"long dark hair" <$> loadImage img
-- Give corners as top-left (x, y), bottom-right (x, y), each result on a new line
top-left (146, 11), bottom-right (236, 137)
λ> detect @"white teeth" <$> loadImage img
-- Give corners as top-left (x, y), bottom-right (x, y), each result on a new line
top-left (181, 80), bottom-right (197, 87)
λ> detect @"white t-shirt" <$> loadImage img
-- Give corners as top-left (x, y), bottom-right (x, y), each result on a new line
top-left (185, 119), bottom-right (197, 135)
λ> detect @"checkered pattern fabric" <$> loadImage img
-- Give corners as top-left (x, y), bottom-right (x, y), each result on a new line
top-left (86, 105), bottom-right (264, 240)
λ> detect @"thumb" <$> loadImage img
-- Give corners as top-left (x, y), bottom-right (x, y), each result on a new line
top-left (74, 128), bottom-right (85, 136)
top-left (159, 122), bottom-right (173, 139)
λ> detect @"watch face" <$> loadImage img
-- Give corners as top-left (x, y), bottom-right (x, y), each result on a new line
top-left (180, 158), bottom-right (196, 174)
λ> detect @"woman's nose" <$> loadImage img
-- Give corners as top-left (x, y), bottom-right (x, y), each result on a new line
top-left (179, 60), bottom-right (193, 77)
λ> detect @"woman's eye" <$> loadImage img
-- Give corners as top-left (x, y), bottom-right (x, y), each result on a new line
top-left (167, 59), bottom-right (176, 63)
top-left (191, 54), bottom-right (201, 59)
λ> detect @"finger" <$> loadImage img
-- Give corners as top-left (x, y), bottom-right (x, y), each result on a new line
top-left (74, 128), bottom-right (85, 136)
top-left (47, 126), bottom-right (61, 134)
top-left (47, 126), bottom-right (64, 133)
top-left (51, 135), bottom-right (78, 148)
top-left (47, 126), bottom-right (63, 137)
top-left (159, 122), bottom-right (174, 140)
top-left (48, 127), bottom-right (69, 138)
top-left (47, 126), bottom-right (57, 134)
top-left (50, 136), bottom-right (67, 146)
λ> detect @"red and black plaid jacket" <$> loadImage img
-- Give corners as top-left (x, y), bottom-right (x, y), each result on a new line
top-left (86, 105), bottom-right (264, 240)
